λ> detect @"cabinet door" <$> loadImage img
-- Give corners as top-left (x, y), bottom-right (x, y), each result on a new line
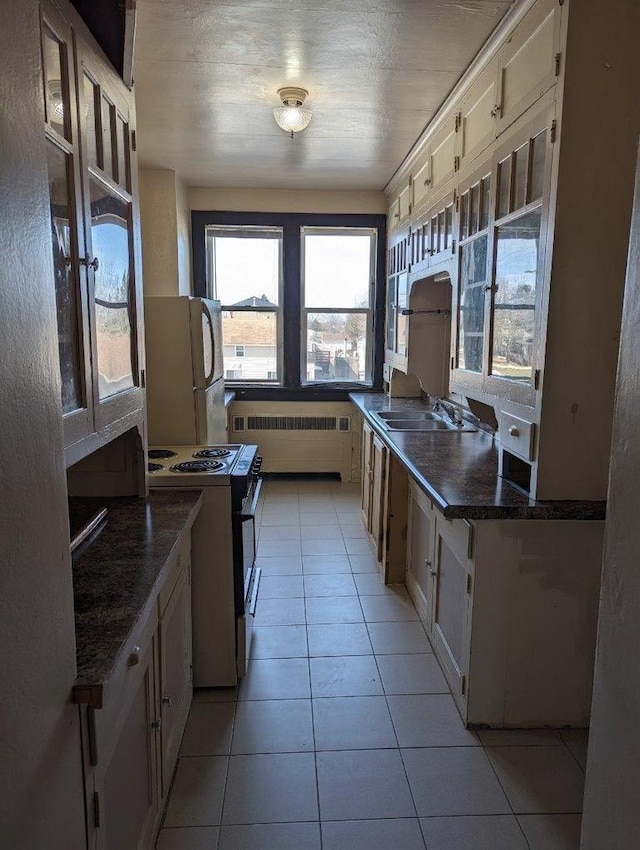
top-left (159, 566), bottom-right (193, 797)
top-left (426, 192), bottom-right (456, 267)
top-left (361, 421), bottom-right (374, 530)
top-left (406, 483), bottom-right (437, 633)
top-left (76, 44), bottom-right (145, 433)
top-left (398, 183), bottom-right (412, 223)
top-left (370, 435), bottom-right (388, 564)
top-left (97, 640), bottom-right (159, 850)
top-left (395, 272), bottom-right (409, 358)
top-left (458, 60), bottom-right (498, 172)
top-left (41, 3), bottom-right (94, 448)
top-left (412, 152), bottom-right (432, 213)
top-left (496, 0), bottom-right (561, 135)
top-left (431, 520), bottom-right (472, 701)
top-left (429, 117), bottom-right (457, 197)
top-left (388, 197), bottom-right (400, 231)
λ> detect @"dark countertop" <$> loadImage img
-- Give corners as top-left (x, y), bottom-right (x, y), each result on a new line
top-left (224, 391), bottom-right (236, 407)
top-left (70, 490), bottom-right (203, 706)
top-left (350, 393), bottom-right (605, 521)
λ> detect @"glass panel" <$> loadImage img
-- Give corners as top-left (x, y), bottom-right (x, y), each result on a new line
top-left (460, 192), bottom-right (469, 241)
top-left (42, 26), bottom-right (69, 140)
top-left (89, 176), bottom-right (135, 399)
top-left (386, 276), bottom-right (397, 352)
top-left (491, 209), bottom-right (541, 382)
top-left (480, 175), bottom-right (491, 231)
top-left (46, 141), bottom-right (83, 413)
top-left (430, 215), bottom-right (437, 254)
top-left (101, 96), bottom-right (114, 178)
top-left (305, 312), bottom-right (369, 382)
top-left (497, 156), bottom-right (511, 219)
top-left (221, 310), bottom-right (278, 381)
top-left (116, 114), bottom-right (129, 190)
top-left (207, 227), bottom-right (281, 306)
top-left (303, 231), bottom-right (373, 309)
top-left (529, 130), bottom-right (547, 203)
top-left (437, 211), bottom-right (445, 252)
top-left (457, 235), bottom-right (488, 373)
top-left (445, 205), bottom-right (453, 250)
top-left (512, 143), bottom-right (528, 211)
top-left (396, 272), bottom-right (409, 357)
top-left (83, 74), bottom-right (99, 168)
top-left (469, 183), bottom-right (479, 235)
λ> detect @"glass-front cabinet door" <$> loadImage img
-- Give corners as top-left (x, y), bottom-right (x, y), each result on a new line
top-left (41, 4), bottom-right (94, 447)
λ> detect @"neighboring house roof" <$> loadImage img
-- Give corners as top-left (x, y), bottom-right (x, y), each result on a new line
top-left (221, 311), bottom-right (277, 345)
top-left (229, 294), bottom-right (277, 308)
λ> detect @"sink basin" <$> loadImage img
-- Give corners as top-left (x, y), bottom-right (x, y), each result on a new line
top-left (385, 420), bottom-right (454, 431)
top-left (376, 410), bottom-right (440, 421)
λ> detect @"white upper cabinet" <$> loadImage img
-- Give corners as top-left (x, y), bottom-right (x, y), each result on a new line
top-left (428, 115), bottom-right (458, 197)
top-left (496, 0), bottom-right (561, 135)
top-left (457, 59), bottom-right (498, 173)
top-left (412, 151), bottom-right (432, 214)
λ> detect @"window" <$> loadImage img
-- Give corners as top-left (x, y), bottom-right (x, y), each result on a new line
top-left (195, 211), bottom-right (386, 398)
top-left (206, 226), bottom-right (282, 383)
top-left (301, 227), bottom-right (376, 385)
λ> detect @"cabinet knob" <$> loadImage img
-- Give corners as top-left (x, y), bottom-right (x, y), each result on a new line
top-left (425, 559), bottom-right (432, 568)
top-left (127, 646), bottom-right (141, 667)
top-left (151, 718), bottom-right (162, 731)
top-left (80, 255), bottom-right (100, 271)
top-left (424, 177), bottom-right (431, 187)
top-left (508, 425), bottom-right (520, 437)
top-left (430, 569), bottom-right (438, 577)
top-left (162, 695), bottom-right (173, 708)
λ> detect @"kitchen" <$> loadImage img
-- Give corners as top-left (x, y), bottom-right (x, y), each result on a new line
top-left (1, 0), bottom-right (640, 849)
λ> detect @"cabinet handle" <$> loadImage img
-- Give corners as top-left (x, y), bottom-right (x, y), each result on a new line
top-left (127, 646), bottom-right (141, 667)
top-left (430, 569), bottom-right (438, 577)
top-left (423, 177), bottom-right (431, 187)
top-left (490, 103), bottom-right (501, 117)
top-left (80, 255), bottom-right (100, 271)
top-left (508, 425), bottom-right (520, 437)
top-left (425, 559), bottom-right (432, 568)
top-left (162, 695), bottom-right (173, 708)
top-left (151, 718), bottom-right (162, 731)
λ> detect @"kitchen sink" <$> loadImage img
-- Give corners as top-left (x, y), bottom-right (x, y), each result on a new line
top-left (370, 410), bottom-right (477, 433)
top-left (375, 410), bottom-right (441, 421)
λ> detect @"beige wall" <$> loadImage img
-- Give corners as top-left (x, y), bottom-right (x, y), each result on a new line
top-left (0, 2), bottom-right (86, 847)
top-left (188, 186), bottom-right (386, 214)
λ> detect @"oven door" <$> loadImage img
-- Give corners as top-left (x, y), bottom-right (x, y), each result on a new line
top-left (236, 477), bottom-right (262, 677)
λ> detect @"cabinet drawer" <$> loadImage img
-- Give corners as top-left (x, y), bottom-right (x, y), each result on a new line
top-left (158, 536), bottom-right (191, 616)
top-left (499, 411), bottom-right (535, 460)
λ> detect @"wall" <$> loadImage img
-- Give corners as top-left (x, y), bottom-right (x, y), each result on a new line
top-left (175, 172), bottom-right (192, 295)
top-left (189, 186), bottom-right (386, 214)
top-left (0, 2), bottom-right (86, 847)
top-left (581, 144), bottom-right (640, 849)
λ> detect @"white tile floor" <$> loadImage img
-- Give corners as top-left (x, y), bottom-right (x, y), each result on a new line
top-left (157, 479), bottom-right (587, 850)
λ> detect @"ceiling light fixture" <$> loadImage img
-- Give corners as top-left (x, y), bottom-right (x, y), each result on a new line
top-left (273, 87), bottom-right (312, 138)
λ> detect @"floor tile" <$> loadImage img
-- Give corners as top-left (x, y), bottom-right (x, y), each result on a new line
top-left (254, 597), bottom-right (306, 627)
top-left (192, 686), bottom-right (238, 703)
top-left (560, 729), bottom-right (589, 770)
top-left (367, 620), bottom-right (433, 654)
top-left (307, 623), bottom-right (373, 657)
top-left (300, 512), bottom-right (340, 526)
top-left (377, 653), bottom-right (449, 694)
top-left (302, 537), bottom-right (347, 556)
top-left (303, 573), bottom-right (357, 597)
top-left (310, 655), bottom-right (382, 697)
top-left (163, 756), bottom-right (228, 827)
top-left (222, 753), bottom-right (318, 824)
top-left (302, 555), bottom-right (351, 574)
top-left (255, 555), bottom-right (302, 575)
top-left (257, 539), bottom-right (302, 557)
top-left (239, 658), bottom-right (310, 701)
top-left (517, 814), bottom-right (582, 850)
top-left (317, 749), bottom-right (416, 820)
top-left (478, 729), bottom-right (563, 747)
top-left (338, 511), bottom-right (365, 525)
top-left (344, 537), bottom-right (375, 555)
top-left (250, 625), bottom-right (308, 659)
top-left (180, 702), bottom-right (235, 756)
top-left (485, 746), bottom-right (585, 814)
top-left (231, 699), bottom-right (314, 754)
top-left (321, 818), bottom-right (425, 850)
top-left (360, 587), bottom-right (419, 622)
top-left (339, 523), bottom-right (368, 539)
top-left (354, 573), bottom-right (398, 595)
top-left (218, 822), bottom-right (321, 850)
top-left (301, 524), bottom-right (342, 539)
top-left (402, 747), bottom-right (511, 817)
top-left (348, 553), bottom-right (380, 573)
top-left (257, 575), bottom-right (304, 599)
top-left (388, 694), bottom-right (480, 747)
top-left (299, 501), bottom-right (336, 513)
top-left (305, 596), bottom-right (363, 624)
top-left (313, 695), bottom-right (397, 750)
top-left (258, 525), bottom-right (301, 541)
top-left (156, 826), bottom-right (220, 849)
top-left (419, 815), bottom-right (528, 849)
top-left (260, 513), bottom-right (301, 527)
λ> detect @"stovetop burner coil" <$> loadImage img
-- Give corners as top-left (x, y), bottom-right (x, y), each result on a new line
top-left (148, 449), bottom-right (177, 459)
top-left (192, 448), bottom-right (232, 459)
top-left (170, 460), bottom-right (225, 473)
top-left (148, 462), bottom-right (164, 472)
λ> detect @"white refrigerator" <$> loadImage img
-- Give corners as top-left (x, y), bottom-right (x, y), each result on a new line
top-left (144, 296), bottom-right (227, 445)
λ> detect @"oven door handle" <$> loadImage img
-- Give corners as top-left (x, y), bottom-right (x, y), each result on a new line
top-left (248, 567), bottom-right (261, 616)
top-left (239, 478), bottom-right (263, 521)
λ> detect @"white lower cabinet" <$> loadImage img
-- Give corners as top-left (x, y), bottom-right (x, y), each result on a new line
top-left (82, 539), bottom-right (192, 849)
top-left (406, 477), bottom-right (604, 727)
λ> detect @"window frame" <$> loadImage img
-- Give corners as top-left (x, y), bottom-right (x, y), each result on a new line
top-left (192, 210), bottom-right (386, 401)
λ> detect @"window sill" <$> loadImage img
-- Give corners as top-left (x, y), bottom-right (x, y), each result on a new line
top-left (225, 383), bottom-right (380, 402)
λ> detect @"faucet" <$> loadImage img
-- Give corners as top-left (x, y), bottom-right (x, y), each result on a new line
top-left (435, 398), bottom-right (463, 427)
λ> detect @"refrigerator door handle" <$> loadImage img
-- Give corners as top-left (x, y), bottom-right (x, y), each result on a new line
top-left (201, 300), bottom-right (217, 388)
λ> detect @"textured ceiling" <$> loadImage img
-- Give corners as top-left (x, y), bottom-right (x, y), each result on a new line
top-left (134, 0), bottom-right (513, 190)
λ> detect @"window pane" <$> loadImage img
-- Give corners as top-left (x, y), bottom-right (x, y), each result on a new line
top-left (116, 114), bottom-right (129, 190)
top-left (221, 310), bottom-right (278, 381)
top-left (305, 312), bottom-right (369, 383)
top-left (497, 156), bottom-right (511, 219)
top-left (480, 175), bottom-right (491, 231)
top-left (529, 130), bottom-right (547, 203)
top-left (101, 96), bottom-right (114, 178)
top-left (512, 143), bottom-right (528, 211)
top-left (457, 235), bottom-right (488, 373)
top-left (83, 74), bottom-right (99, 169)
top-left (89, 177), bottom-right (135, 399)
top-left (207, 228), bottom-right (281, 306)
top-left (303, 232), bottom-right (373, 309)
top-left (491, 209), bottom-right (541, 382)
top-left (43, 26), bottom-right (70, 140)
